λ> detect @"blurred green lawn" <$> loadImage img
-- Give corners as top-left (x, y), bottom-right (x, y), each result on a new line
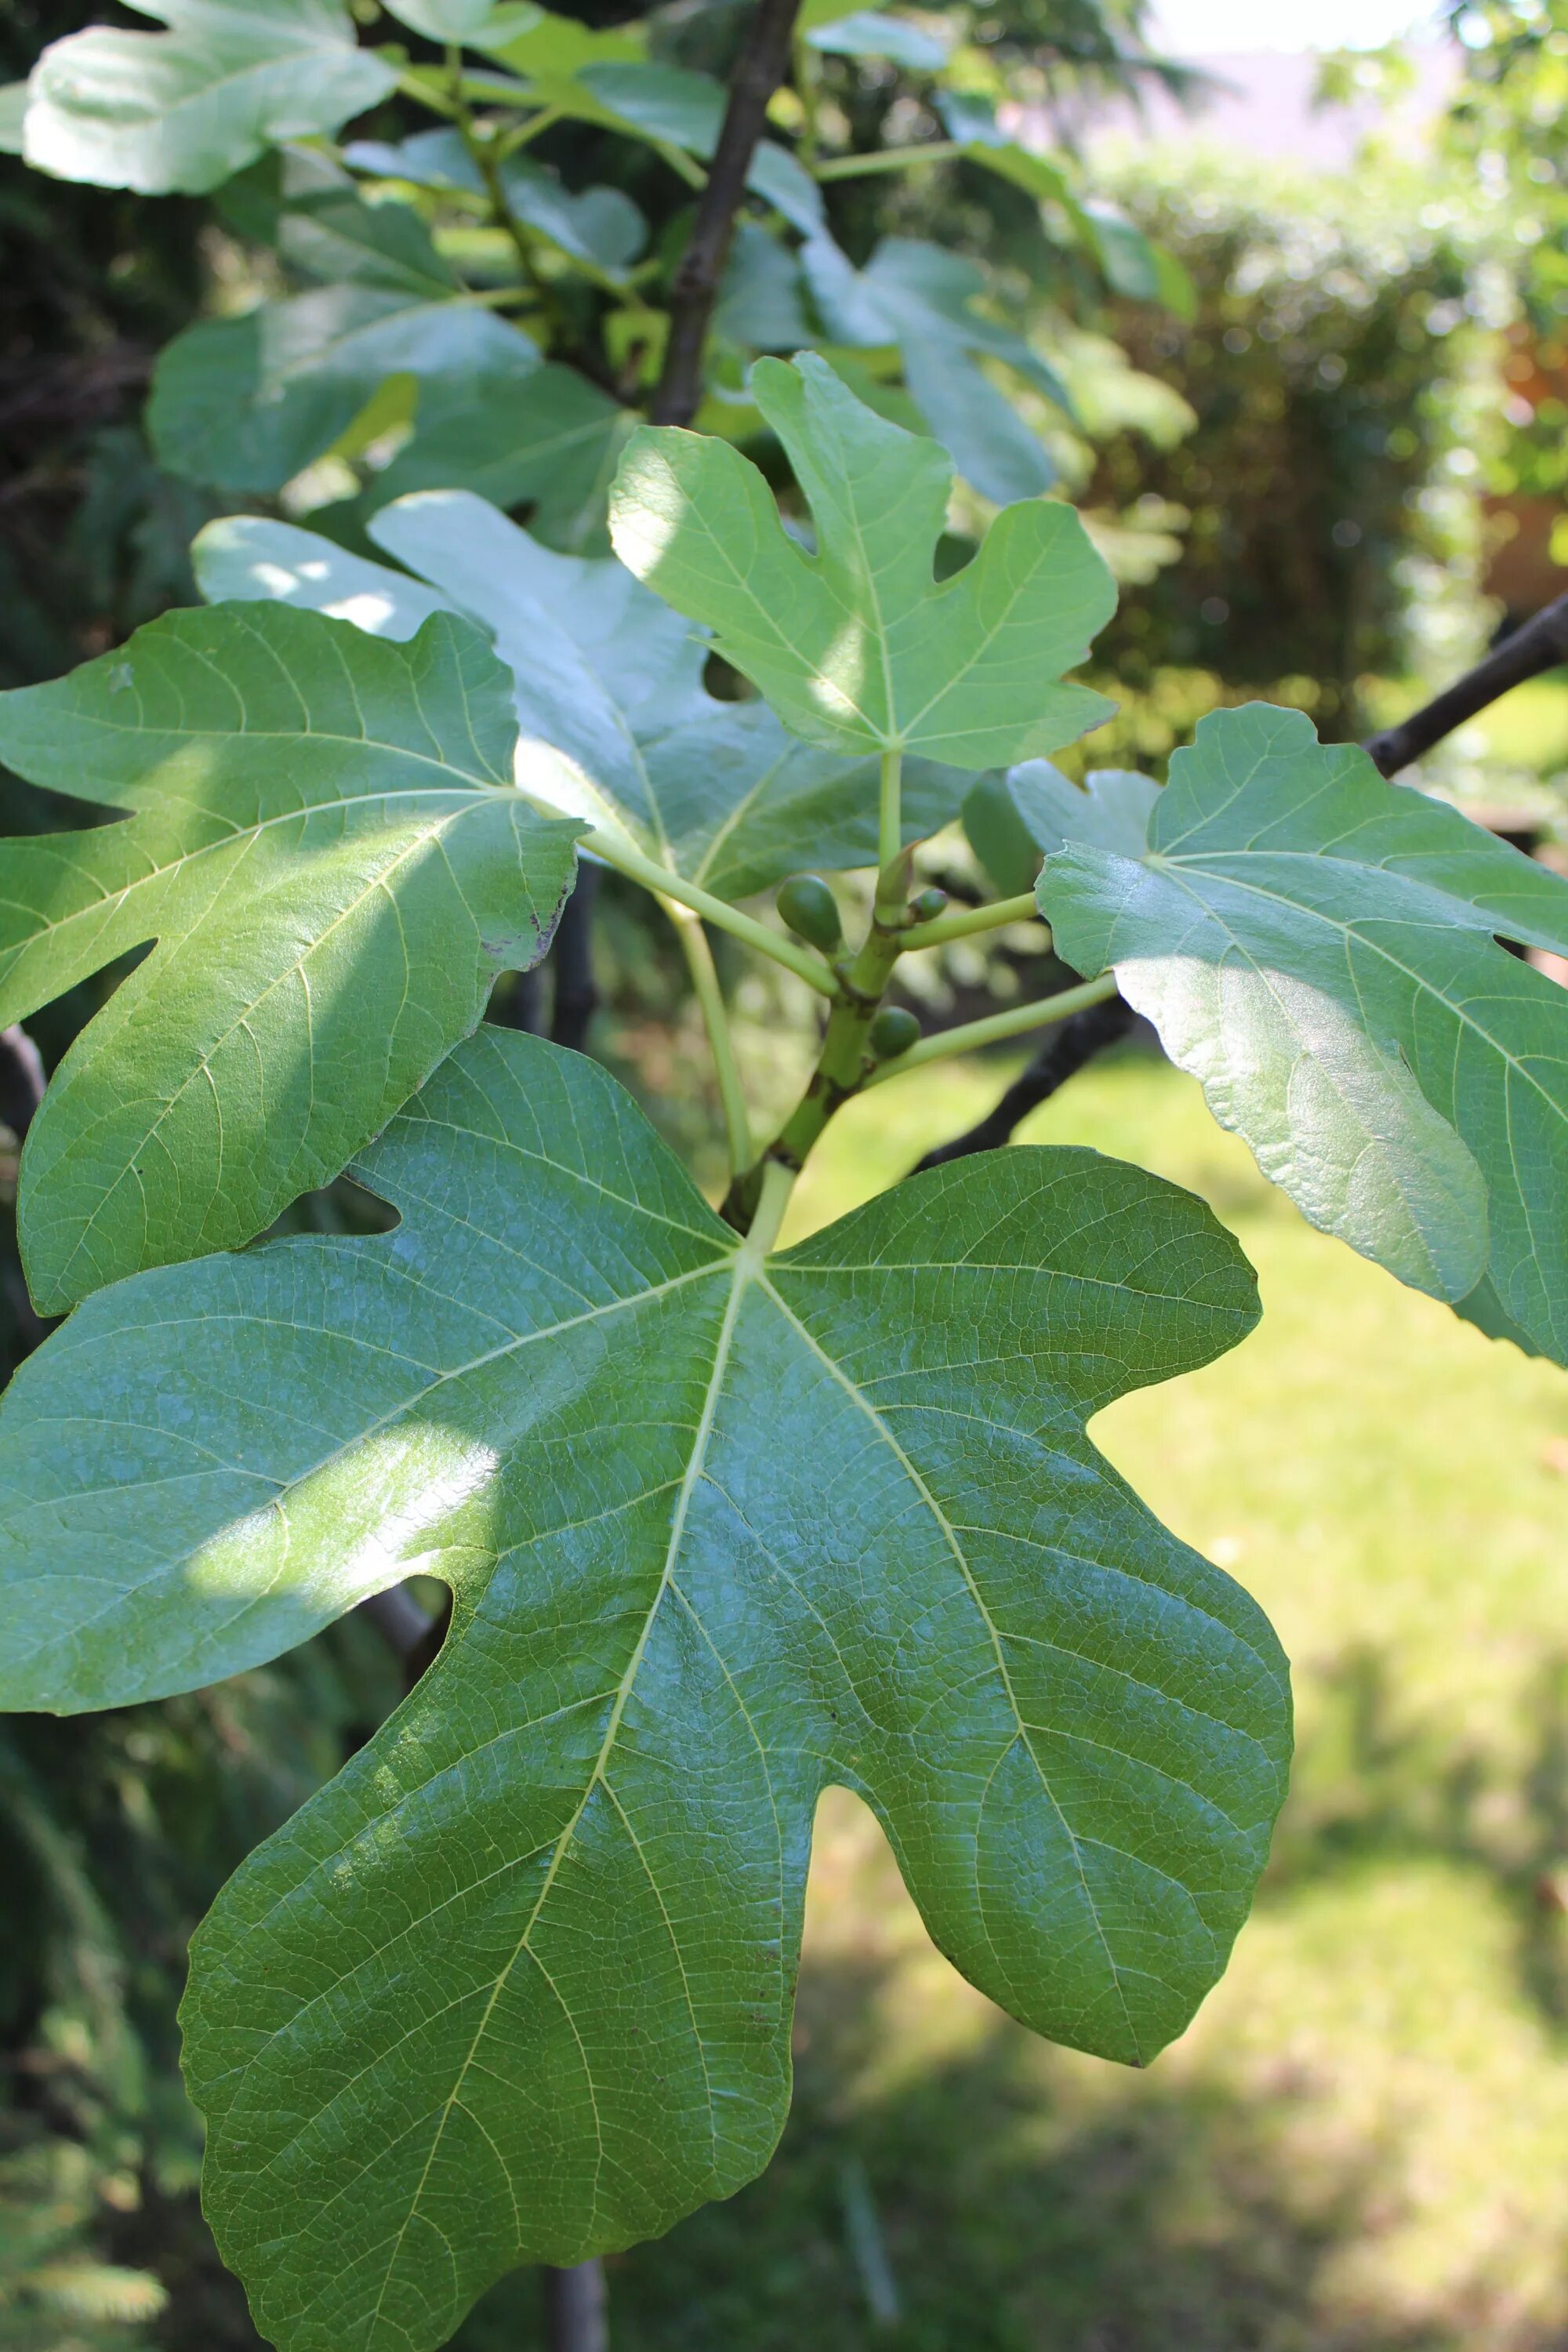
top-left (461, 1047), bottom-right (1568, 2352)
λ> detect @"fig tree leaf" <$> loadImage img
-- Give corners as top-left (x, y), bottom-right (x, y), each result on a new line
top-left (0, 1026), bottom-right (1287, 2349)
top-left (611, 353), bottom-right (1116, 768)
top-left (804, 8), bottom-right (949, 66)
top-left (976, 758), bottom-right (1161, 885)
top-left (474, 4), bottom-right (641, 71)
top-left (194, 492), bottom-right (977, 896)
top-left (934, 102), bottom-right (1194, 319)
top-left (0, 604), bottom-right (579, 1312)
top-left (21, 0), bottom-right (394, 195)
top-left (802, 234), bottom-right (1068, 505)
top-left (145, 159), bottom-right (590, 505)
top-left (715, 221), bottom-right (812, 351)
top-left (1039, 702), bottom-right (1568, 1345)
top-left (964, 761), bottom-right (1156, 898)
top-left (484, 57), bottom-right (822, 232)
top-left (343, 129), bottom-right (647, 279)
top-left (379, 369), bottom-right (632, 554)
top-left (379, 0), bottom-right (499, 39)
top-left (148, 289), bottom-right (543, 495)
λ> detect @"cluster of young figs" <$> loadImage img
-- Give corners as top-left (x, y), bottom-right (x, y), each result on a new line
top-left (775, 872), bottom-right (942, 1062)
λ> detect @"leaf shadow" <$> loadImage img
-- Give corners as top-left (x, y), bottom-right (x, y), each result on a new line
top-left (1261, 1646), bottom-right (1568, 2032)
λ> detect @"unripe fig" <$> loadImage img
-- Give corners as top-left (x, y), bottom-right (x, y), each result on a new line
top-left (776, 873), bottom-right (843, 951)
top-left (868, 1005), bottom-right (921, 1059)
top-left (910, 886), bottom-right (948, 922)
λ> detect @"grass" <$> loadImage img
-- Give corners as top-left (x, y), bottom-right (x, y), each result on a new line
top-left (460, 1045), bottom-right (1568, 2352)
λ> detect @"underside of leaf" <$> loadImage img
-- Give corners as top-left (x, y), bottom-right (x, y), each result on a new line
top-left (1039, 704), bottom-right (1568, 1359)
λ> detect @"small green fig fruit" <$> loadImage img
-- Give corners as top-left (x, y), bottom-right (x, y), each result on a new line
top-left (868, 1005), bottom-right (921, 1059)
top-left (910, 886), bottom-right (948, 922)
top-left (776, 873), bottom-right (843, 951)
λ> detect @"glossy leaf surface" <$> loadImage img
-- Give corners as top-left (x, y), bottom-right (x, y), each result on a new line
top-left (1040, 703), bottom-right (1568, 1346)
top-left (194, 491), bottom-right (975, 894)
top-left (20, 0), bottom-right (394, 194)
top-left (0, 605), bottom-right (578, 1310)
top-left (611, 354), bottom-right (1116, 766)
top-left (0, 1028), bottom-right (1287, 2348)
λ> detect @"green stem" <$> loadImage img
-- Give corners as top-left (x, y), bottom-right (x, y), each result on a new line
top-left (813, 139), bottom-right (962, 181)
top-left (794, 34), bottom-right (822, 169)
top-left (900, 892), bottom-right (1043, 951)
top-left (866, 973), bottom-right (1119, 1084)
top-left (654, 138), bottom-right (709, 191)
top-left (448, 49), bottom-right (565, 329)
top-left (395, 66), bottom-right (460, 118)
top-left (743, 1155), bottom-right (797, 1253)
top-left (495, 103), bottom-right (567, 158)
top-left (877, 746), bottom-right (902, 883)
top-left (456, 68), bottom-right (537, 103)
top-left (666, 903), bottom-right (753, 1175)
top-left (586, 835), bottom-right (837, 996)
top-left (722, 913), bottom-right (905, 1227)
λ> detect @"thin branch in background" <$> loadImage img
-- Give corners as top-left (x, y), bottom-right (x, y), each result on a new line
top-left (0, 1025), bottom-right (45, 1144)
top-left (544, 2259), bottom-right (609, 2352)
top-left (1363, 591), bottom-right (1568, 778)
top-left (912, 996), bottom-right (1134, 1171)
top-left (551, 864), bottom-right (601, 1054)
top-left (651, 0), bottom-right (807, 427)
top-left (1, 1024), bottom-right (51, 1364)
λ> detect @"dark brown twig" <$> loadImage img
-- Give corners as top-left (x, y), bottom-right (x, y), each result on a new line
top-left (1363, 593), bottom-right (1568, 778)
top-left (0, 1025), bottom-right (52, 1366)
top-left (650, 0), bottom-right (807, 427)
top-left (0, 1026), bottom-right (45, 1145)
top-left (911, 996), bottom-right (1134, 1171)
top-left (550, 865), bottom-right (601, 1054)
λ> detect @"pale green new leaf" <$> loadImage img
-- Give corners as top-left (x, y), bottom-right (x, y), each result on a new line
top-left (1040, 702), bottom-right (1568, 1348)
top-left (195, 492), bottom-right (976, 895)
top-left (0, 1027), bottom-right (1288, 2349)
top-left (0, 604), bottom-right (579, 1312)
top-left (21, 0), bottom-right (394, 194)
top-left (611, 354), bottom-right (1116, 768)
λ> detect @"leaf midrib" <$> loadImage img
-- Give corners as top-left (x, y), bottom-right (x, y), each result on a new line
top-left (365, 1238), bottom-right (756, 2307)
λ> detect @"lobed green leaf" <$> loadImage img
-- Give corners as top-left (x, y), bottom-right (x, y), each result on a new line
top-left (1040, 703), bottom-right (1568, 1351)
top-left (610, 353), bottom-right (1116, 768)
top-left (0, 1029), bottom-right (1288, 2349)
top-left (194, 488), bottom-right (978, 896)
top-left (0, 604), bottom-right (579, 1311)
top-left (21, 0), bottom-right (394, 194)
